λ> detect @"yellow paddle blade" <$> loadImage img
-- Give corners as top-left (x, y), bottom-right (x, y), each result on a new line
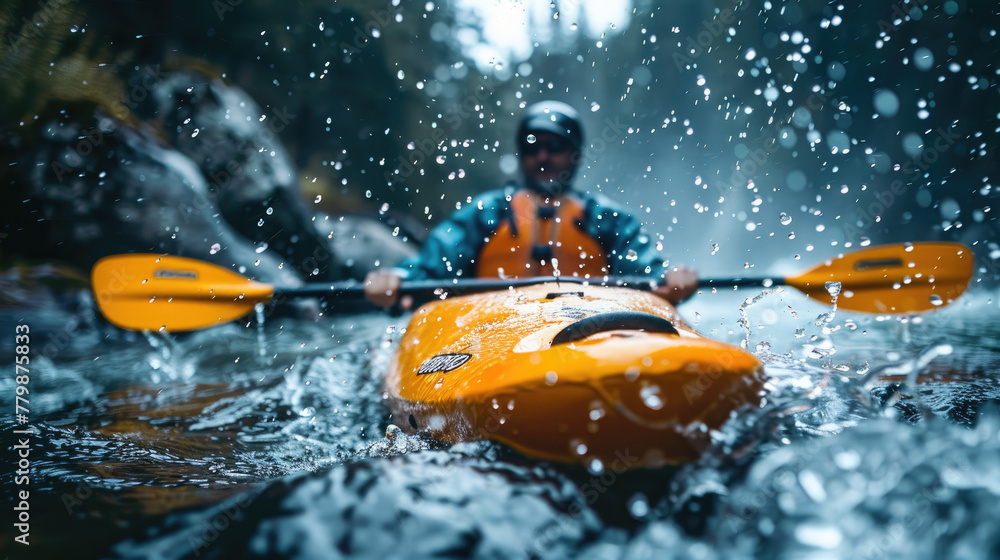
top-left (785, 242), bottom-right (973, 313)
top-left (91, 254), bottom-right (275, 332)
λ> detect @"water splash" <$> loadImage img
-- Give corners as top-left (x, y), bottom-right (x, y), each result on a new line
top-left (856, 340), bottom-right (955, 415)
top-left (142, 330), bottom-right (193, 380)
top-left (365, 424), bottom-right (428, 458)
top-left (738, 288), bottom-right (785, 350)
top-left (254, 302), bottom-right (269, 362)
top-left (807, 281), bottom-right (843, 365)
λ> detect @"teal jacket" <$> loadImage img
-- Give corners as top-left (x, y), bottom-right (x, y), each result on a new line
top-left (396, 185), bottom-right (671, 281)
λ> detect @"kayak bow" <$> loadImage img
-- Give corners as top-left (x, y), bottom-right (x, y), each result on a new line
top-left (385, 283), bottom-right (764, 468)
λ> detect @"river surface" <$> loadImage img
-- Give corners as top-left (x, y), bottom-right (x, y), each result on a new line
top-left (2, 286), bottom-right (999, 559)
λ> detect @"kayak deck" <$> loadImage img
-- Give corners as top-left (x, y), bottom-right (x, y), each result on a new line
top-left (385, 283), bottom-right (764, 468)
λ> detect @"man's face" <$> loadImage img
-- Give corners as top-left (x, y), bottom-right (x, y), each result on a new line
top-left (519, 131), bottom-right (578, 195)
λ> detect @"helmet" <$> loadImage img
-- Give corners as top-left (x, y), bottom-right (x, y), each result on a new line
top-left (517, 101), bottom-right (584, 152)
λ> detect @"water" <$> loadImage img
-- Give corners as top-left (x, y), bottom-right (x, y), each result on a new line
top-left (2, 288), bottom-right (999, 559)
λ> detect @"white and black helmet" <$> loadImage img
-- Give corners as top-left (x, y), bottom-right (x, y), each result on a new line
top-left (517, 100), bottom-right (584, 152)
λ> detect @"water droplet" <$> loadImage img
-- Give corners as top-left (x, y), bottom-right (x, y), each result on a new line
top-left (834, 450), bottom-right (862, 470)
top-left (314, 195), bottom-right (322, 203)
top-left (873, 89), bottom-right (900, 117)
top-left (640, 384), bottom-right (664, 410)
top-left (794, 523), bottom-right (843, 548)
top-left (825, 281), bottom-right (842, 298)
top-left (827, 61), bottom-right (846, 81)
top-left (780, 212), bottom-right (792, 225)
top-left (210, 242), bottom-right (221, 254)
top-left (913, 47), bottom-right (934, 71)
top-left (929, 294), bottom-right (943, 306)
top-left (901, 133), bottom-right (924, 158)
top-left (588, 400), bottom-right (605, 421)
top-left (627, 493), bottom-right (650, 519)
top-left (525, 134), bottom-right (537, 144)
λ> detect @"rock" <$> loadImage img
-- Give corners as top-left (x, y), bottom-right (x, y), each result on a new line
top-left (136, 69), bottom-right (350, 281)
top-left (0, 68), bottom-right (422, 324)
top-left (0, 105), bottom-right (301, 289)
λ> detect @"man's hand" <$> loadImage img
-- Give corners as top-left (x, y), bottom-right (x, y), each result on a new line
top-left (363, 269), bottom-right (413, 310)
top-left (654, 264), bottom-right (698, 305)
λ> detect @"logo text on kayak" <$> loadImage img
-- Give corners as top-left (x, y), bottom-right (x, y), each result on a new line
top-left (417, 353), bottom-right (472, 375)
top-left (154, 269), bottom-right (198, 279)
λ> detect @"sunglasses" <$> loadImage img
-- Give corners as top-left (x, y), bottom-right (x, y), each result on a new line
top-left (520, 136), bottom-right (574, 156)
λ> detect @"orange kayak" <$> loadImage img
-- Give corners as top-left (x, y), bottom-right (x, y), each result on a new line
top-left (385, 283), bottom-right (765, 469)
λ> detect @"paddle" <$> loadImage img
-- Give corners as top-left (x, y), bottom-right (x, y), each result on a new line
top-left (692, 241), bottom-right (973, 313)
top-left (91, 242), bottom-right (973, 332)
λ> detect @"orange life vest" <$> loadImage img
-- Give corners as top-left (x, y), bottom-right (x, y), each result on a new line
top-left (476, 190), bottom-right (608, 278)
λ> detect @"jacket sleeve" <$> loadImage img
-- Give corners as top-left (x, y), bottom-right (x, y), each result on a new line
top-left (579, 192), bottom-right (670, 279)
top-left (394, 189), bottom-right (509, 280)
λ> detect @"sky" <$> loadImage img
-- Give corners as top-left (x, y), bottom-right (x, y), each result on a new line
top-left (453, 0), bottom-right (634, 71)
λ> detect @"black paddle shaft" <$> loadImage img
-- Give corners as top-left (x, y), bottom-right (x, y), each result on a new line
top-left (698, 277), bottom-right (787, 289)
top-left (273, 275), bottom-right (785, 302)
top-left (274, 276), bottom-right (584, 301)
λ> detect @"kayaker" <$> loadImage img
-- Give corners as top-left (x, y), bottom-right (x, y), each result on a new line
top-left (364, 100), bottom-right (698, 309)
